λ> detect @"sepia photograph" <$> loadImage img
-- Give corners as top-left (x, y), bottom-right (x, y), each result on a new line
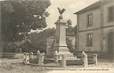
top-left (0, 0), bottom-right (114, 73)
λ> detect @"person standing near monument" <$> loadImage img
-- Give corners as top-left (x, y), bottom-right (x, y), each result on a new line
top-left (23, 52), bottom-right (30, 64)
top-left (30, 52), bottom-right (34, 60)
top-left (23, 52), bottom-right (26, 64)
top-left (37, 50), bottom-right (40, 63)
top-left (82, 51), bottom-right (88, 67)
top-left (54, 50), bottom-right (59, 63)
top-left (26, 53), bottom-right (30, 64)
top-left (40, 52), bottom-right (45, 65)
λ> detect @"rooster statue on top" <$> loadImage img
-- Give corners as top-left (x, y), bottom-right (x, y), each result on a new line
top-left (57, 7), bottom-right (66, 20)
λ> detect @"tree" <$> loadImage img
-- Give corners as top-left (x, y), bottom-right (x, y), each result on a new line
top-left (23, 28), bottom-right (56, 53)
top-left (67, 19), bottom-right (72, 27)
top-left (23, 27), bottom-right (76, 53)
top-left (1, 0), bottom-right (50, 52)
top-left (1, 0), bottom-right (50, 42)
top-left (66, 38), bottom-right (74, 53)
top-left (66, 26), bottom-right (75, 53)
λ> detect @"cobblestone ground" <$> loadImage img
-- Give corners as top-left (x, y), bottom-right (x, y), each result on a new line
top-left (0, 58), bottom-right (114, 73)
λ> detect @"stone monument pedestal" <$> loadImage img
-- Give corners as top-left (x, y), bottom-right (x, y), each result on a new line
top-left (54, 18), bottom-right (77, 62)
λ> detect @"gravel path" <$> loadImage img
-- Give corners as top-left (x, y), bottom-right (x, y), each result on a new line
top-left (0, 58), bottom-right (48, 73)
top-left (0, 58), bottom-right (114, 73)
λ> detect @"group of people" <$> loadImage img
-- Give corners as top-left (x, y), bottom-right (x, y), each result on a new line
top-left (23, 52), bottom-right (30, 64)
top-left (23, 50), bottom-right (45, 65)
top-left (23, 50), bottom-right (97, 67)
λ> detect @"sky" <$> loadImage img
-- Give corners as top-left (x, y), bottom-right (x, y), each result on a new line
top-left (0, 0), bottom-right (99, 32)
top-left (46, 0), bottom-right (99, 28)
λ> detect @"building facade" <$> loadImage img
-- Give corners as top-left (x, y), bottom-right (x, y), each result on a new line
top-left (101, 0), bottom-right (114, 57)
top-left (75, 0), bottom-right (114, 58)
top-left (0, 2), bottom-right (3, 53)
top-left (75, 1), bottom-right (102, 52)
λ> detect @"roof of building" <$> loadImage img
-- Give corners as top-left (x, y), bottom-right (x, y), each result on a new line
top-left (74, 1), bottom-right (101, 14)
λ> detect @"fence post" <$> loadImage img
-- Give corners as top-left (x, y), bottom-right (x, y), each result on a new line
top-left (94, 54), bottom-right (97, 65)
top-left (82, 51), bottom-right (88, 67)
top-left (40, 53), bottom-right (45, 65)
top-left (30, 52), bottom-right (33, 60)
top-left (38, 53), bottom-right (45, 65)
top-left (55, 51), bottom-right (59, 64)
top-left (23, 52), bottom-right (26, 64)
top-left (37, 50), bottom-right (40, 64)
top-left (61, 55), bottom-right (66, 67)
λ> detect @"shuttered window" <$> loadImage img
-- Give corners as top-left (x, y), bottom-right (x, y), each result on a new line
top-left (86, 33), bottom-right (93, 47)
top-left (87, 13), bottom-right (93, 27)
top-left (108, 6), bottom-right (114, 22)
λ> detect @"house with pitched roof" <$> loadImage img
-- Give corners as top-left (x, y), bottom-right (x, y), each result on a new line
top-left (74, 0), bottom-right (114, 59)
